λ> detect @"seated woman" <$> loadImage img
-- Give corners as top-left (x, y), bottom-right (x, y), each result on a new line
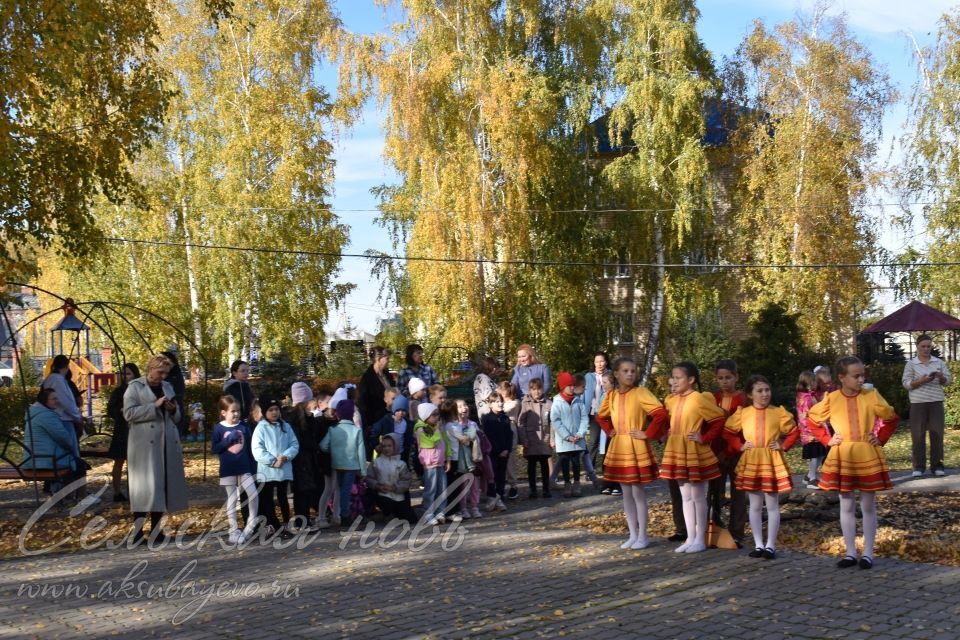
top-left (23, 388), bottom-right (91, 504)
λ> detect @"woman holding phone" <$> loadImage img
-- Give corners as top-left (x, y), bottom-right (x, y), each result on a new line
top-left (123, 354), bottom-right (189, 544)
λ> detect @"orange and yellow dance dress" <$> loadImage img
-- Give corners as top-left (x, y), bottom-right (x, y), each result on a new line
top-left (659, 391), bottom-right (726, 482)
top-left (724, 406), bottom-right (799, 493)
top-left (596, 386), bottom-right (667, 485)
top-left (806, 389), bottom-right (899, 492)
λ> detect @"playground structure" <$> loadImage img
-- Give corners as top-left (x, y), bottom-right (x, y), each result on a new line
top-left (41, 298), bottom-right (117, 420)
top-left (0, 284), bottom-right (212, 506)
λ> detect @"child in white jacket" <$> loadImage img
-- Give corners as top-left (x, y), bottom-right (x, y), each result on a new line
top-left (365, 434), bottom-right (418, 523)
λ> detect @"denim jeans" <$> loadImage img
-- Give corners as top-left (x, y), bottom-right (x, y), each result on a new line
top-left (421, 466), bottom-right (447, 519)
top-left (337, 470), bottom-right (357, 521)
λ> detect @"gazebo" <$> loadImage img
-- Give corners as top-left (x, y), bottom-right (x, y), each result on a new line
top-left (860, 301), bottom-right (960, 361)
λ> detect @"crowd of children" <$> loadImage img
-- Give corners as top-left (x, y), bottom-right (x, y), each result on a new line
top-left (209, 351), bottom-right (900, 569)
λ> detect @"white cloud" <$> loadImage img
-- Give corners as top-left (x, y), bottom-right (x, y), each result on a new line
top-left (333, 135), bottom-right (390, 184)
top-left (830, 0), bottom-right (955, 34)
top-left (749, 0), bottom-right (957, 34)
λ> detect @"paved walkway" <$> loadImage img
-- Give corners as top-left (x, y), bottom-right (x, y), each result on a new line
top-left (2, 483), bottom-right (959, 639)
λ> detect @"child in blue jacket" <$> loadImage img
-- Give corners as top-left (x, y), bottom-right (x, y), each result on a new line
top-left (320, 399), bottom-right (367, 526)
top-left (252, 395), bottom-right (299, 539)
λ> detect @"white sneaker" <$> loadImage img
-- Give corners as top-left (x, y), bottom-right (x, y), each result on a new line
top-left (935, 469), bottom-right (946, 477)
top-left (470, 509), bottom-right (483, 518)
top-left (426, 517), bottom-right (440, 526)
top-left (620, 537), bottom-right (638, 550)
top-left (461, 511), bottom-right (472, 519)
top-left (806, 483), bottom-right (819, 489)
top-left (630, 538), bottom-right (650, 550)
top-left (912, 470), bottom-right (924, 478)
top-left (449, 514), bottom-right (464, 523)
top-left (228, 529), bottom-right (241, 544)
top-left (675, 542), bottom-right (691, 553)
top-left (495, 499), bottom-right (507, 511)
top-left (483, 497), bottom-right (498, 511)
top-left (685, 542), bottom-right (707, 553)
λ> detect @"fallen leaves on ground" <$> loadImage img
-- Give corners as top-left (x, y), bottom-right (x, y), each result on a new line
top-left (1, 503), bottom-right (232, 558)
top-left (561, 492), bottom-right (960, 567)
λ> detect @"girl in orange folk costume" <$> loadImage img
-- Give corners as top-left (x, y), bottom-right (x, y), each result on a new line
top-left (806, 356), bottom-right (899, 570)
top-left (659, 362), bottom-right (727, 554)
top-left (723, 375), bottom-right (799, 560)
top-left (596, 357), bottom-right (668, 550)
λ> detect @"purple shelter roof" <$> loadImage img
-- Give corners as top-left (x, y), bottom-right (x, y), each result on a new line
top-left (861, 301), bottom-right (960, 333)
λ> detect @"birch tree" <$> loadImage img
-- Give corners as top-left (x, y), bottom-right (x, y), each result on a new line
top-left (373, 0), bottom-right (613, 369)
top-left (47, 0), bottom-right (362, 367)
top-left (598, 0), bottom-right (717, 381)
top-left (722, 8), bottom-right (895, 350)
top-left (900, 9), bottom-right (960, 313)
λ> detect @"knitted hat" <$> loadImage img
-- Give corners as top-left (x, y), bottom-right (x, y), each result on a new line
top-left (392, 395), bottom-right (410, 413)
top-left (329, 387), bottom-right (349, 413)
top-left (557, 371), bottom-right (575, 390)
top-left (407, 377), bottom-right (427, 396)
top-left (417, 402), bottom-right (439, 422)
top-left (290, 381), bottom-right (313, 406)
top-left (259, 395), bottom-right (282, 414)
top-left (335, 399), bottom-right (355, 420)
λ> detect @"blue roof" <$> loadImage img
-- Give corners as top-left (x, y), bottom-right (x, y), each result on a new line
top-left (590, 99), bottom-right (740, 154)
top-left (51, 313), bottom-right (88, 332)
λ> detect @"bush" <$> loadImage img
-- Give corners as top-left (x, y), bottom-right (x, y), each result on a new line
top-left (315, 343), bottom-right (368, 381)
top-left (0, 385), bottom-right (38, 438)
top-left (865, 362), bottom-right (910, 420)
top-left (734, 303), bottom-right (831, 409)
top-left (184, 381), bottom-right (228, 428)
top-left (945, 361), bottom-right (960, 427)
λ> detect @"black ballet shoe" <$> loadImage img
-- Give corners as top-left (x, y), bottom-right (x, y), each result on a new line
top-left (762, 547), bottom-right (776, 560)
top-left (859, 556), bottom-right (874, 570)
top-left (749, 547), bottom-right (765, 558)
top-left (837, 555), bottom-right (858, 568)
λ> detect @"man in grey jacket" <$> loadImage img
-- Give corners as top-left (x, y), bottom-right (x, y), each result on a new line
top-left (902, 334), bottom-right (952, 477)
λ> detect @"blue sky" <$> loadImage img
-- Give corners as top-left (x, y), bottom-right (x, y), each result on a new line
top-left (322, 0), bottom-right (957, 334)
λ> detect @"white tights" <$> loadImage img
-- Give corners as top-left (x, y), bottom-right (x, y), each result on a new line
top-left (620, 484), bottom-right (648, 547)
top-left (840, 491), bottom-right (877, 558)
top-left (747, 491), bottom-right (780, 550)
top-left (807, 458), bottom-right (822, 481)
top-left (679, 481), bottom-right (708, 546)
top-left (224, 474), bottom-right (259, 537)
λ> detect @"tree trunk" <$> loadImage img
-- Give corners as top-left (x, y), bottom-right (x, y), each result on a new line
top-left (181, 200), bottom-right (203, 359)
top-left (642, 217), bottom-right (665, 384)
top-left (241, 301), bottom-right (253, 361)
top-left (226, 292), bottom-right (236, 363)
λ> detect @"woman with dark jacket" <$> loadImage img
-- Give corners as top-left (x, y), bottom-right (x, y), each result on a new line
top-left (356, 346), bottom-right (395, 458)
top-left (224, 360), bottom-right (254, 422)
top-left (106, 363), bottom-right (140, 502)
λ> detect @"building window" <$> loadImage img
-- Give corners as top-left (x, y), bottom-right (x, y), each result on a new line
top-left (604, 247), bottom-right (632, 279)
top-left (611, 311), bottom-right (634, 345)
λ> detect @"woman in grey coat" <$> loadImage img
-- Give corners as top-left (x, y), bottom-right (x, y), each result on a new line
top-left (123, 354), bottom-right (188, 544)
